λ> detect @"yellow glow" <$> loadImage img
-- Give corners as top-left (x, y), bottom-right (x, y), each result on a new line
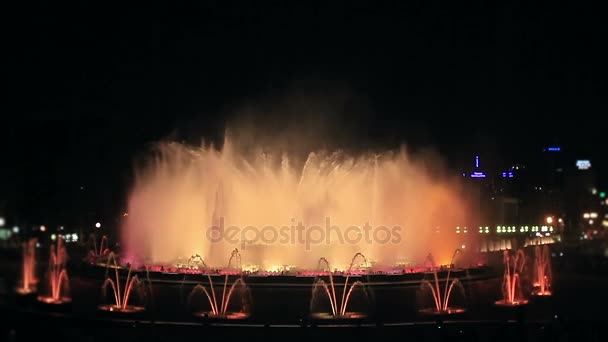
top-left (546, 216), bottom-right (553, 224)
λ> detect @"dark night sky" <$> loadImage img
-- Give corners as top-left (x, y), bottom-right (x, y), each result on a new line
top-left (1, 1), bottom-right (606, 225)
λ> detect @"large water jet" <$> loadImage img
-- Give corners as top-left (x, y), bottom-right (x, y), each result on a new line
top-left (122, 138), bottom-right (470, 270)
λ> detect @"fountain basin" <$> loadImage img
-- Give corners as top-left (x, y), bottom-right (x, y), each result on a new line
top-left (419, 307), bottom-right (466, 315)
top-left (14, 287), bottom-right (36, 296)
top-left (310, 312), bottom-right (367, 320)
top-left (532, 290), bottom-right (552, 296)
top-left (494, 299), bottom-right (529, 307)
top-left (37, 296), bottom-right (72, 305)
top-left (193, 311), bottom-right (250, 320)
top-left (98, 304), bottom-right (146, 313)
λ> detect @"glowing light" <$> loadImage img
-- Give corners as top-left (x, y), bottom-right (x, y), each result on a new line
top-left (576, 160), bottom-right (591, 170)
top-left (51, 234), bottom-right (56, 241)
top-left (95, 222), bottom-right (101, 228)
top-left (589, 220), bottom-right (594, 225)
top-left (501, 171), bottom-right (515, 178)
top-left (40, 225), bottom-right (46, 232)
top-left (546, 216), bottom-right (553, 224)
top-left (12, 226), bottom-right (19, 233)
top-left (123, 139), bottom-right (471, 268)
top-left (461, 244), bottom-right (466, 249)
top-left (583, 213), bottom-right (590, 219)
top-left (72, 233), bottom-right (78, 241)
top-left (475, 155), bottom-right (479, 168)
top-left (600, 192), bottom-right (606, 198)
top-left (470, 171), bottom-right (486, 178)
top-left (0, 217), bottom-right (4, 226)
top-left (59, 226), bottom-right (64, 231)
top-left (547, 146), bottom-right (561, 152)
top-left (558, 218), bottom-right (563, 223)
top-left (549, 226), bottom-right (554, 232)
top-left (590, 212), bottom-right (598, 219)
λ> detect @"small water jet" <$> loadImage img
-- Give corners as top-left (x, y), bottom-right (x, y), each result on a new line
top-left (15, 238), bottom-right (38, 295)
top-left (187, 254), bottom-right (207, 269)
top-left (531, 245), bottom-right (552, 296)
top-left (187, 249), bottom-right (251, 319)
top-left (37, 237), bottom-right (71, 304)
top-left (495, 249), bottom-right (528, 306)
top-left (309, 252), bottom-right (370, 319)
top-left (419, 249), bottom-right (465, 315)
top-left (87, 234), bottom-right (110, 262)
top-left (98, 253), bottom-right (150, 313)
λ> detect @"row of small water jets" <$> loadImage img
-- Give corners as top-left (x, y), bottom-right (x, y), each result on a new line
top-left (13, 236), bottom-right (552, 319)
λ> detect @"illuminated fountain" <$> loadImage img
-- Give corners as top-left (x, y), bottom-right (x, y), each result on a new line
top-left (98, 253), bottom-right (150, 313)
top-left (419, 249), bottom-right (465, 315)
top-left (531, 245), bottom-right (552, 296)
top-left (187, 249), bottom-right (251, 319)
top-left (15, 238), bottom-right (38, 295)
top-left (37, 237), bottom-right (71, 304)
top-left (87, 234), bottom-right (110, 262)
top-left (121, 138), bottom-right (470, 270)
top-left (309, 253), bottom-right (370, 319)
top-left (495, 249), bottom-right (528, 306)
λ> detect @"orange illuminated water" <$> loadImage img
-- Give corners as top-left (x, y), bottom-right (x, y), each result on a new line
top-left (495, 249), bottom-right (528, 306)
top-left (122, 138), bottom-right (471, 269)
top-left (310, 253), bottom-right (370, 319)
top-left (419, 249), bottom-right (465, 314)
top-left (187, 249), bottom-right (251, 319)
top-left (37, 237), bottom-right (71, 304)
top-left (15, 238), bottom-right (38, 295)
top-left (532, 245), bottom-right (552, 296)
top-left (98, 253), bottom-right (148, 313)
